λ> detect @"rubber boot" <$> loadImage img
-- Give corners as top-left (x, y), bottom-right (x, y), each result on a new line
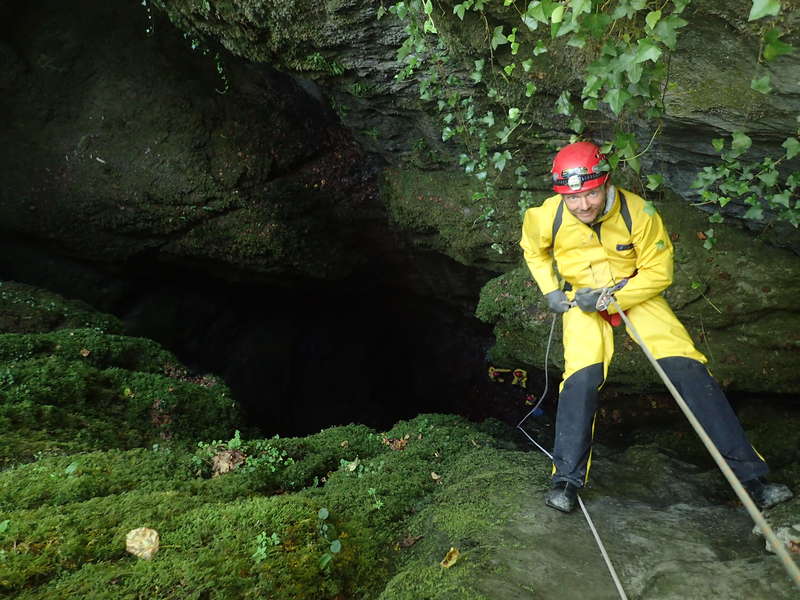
top-left (545, 481), bottom-right (578, 513)
top-left (743, 477), bottom-right (793, 510)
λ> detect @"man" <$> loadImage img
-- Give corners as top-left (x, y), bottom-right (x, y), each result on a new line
top-left (519, 140), bottom-right (793, 513)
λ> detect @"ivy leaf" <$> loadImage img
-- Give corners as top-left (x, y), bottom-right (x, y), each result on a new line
top-left (758, 169), bottom-right (779, 187)
top-left (491, 26), bottom-right (508, 50)
top-left (582, 74), bottom-right (603, 98)
top-left (583, 97), bottom-right (598, 110)
top-left (652, 15), bottom-right (688, 50)
top-left (568, 35), bottom-right (587, 48)
top-left (492, 150), bottom-right (512, 171)
top-left (453, 3), bottom-right (466, 20)
top-left (751, 75), bottom-right (772, 94)
top-left (782, 137), bottom-right (800, 159)
top-left (527, 1), bottom-right (548, 24)
top-left (581, 13), bottom-right (612, 38)
top-left (525, 81), bottom-right (537, 97)
top-left (555, 91), bottom-right (572, 115)
top-left (471, 58), bottom-right (484, 83)
top-left (522, 58), bottom-right (534, 72)
top-left (569, 116), bottom-right (584, 133)
top-left (603, 88), bottom-right (632, 115)
top-left (522, 14), bottom-right (539, 30)
top-left (644, 201), bottom-right (656, 216)
top-left (646, 174), bottom-right (664, 190)
top-left (508, 107), bottom-right (521, 121)
top-left (572, 0), bottom-right (592, 21)
top-left (770, 191), bottom-right (791, 208)
top-left (504, 63), bottom-right (515, 76)
top-left (627, 62), bottom-right (643, 85)
top-left (645, 10), bottom-right (662, 30)
top-left (634, 38), bottom-right (662, 63)
top-left (533, 40), bottom-right (548, 55)
top-left (551, 5), bottom-right (565, 24)
top-left (763, 28), bottom-right (794, 60)
top-left (480, 111), bottom-right (495, 127)
top-left (711, 138), bottom-right (725, 152)
top-left (672, 0), bottom-right (690, 12)
top-left (743, 205), bottom-right (764, 220)
top-left (730, 131), bottom-right (752, 158)
top-left (709, 211), bottom-right (724, 223)
top-left (748, 0), bottom-right (781, 21)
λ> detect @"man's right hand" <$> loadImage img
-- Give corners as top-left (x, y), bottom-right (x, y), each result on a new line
top-left (544, 290), bottom-right (571, 314)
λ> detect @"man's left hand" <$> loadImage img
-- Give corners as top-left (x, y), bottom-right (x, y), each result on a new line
top-left (575, 287), bottom-right (603, 312)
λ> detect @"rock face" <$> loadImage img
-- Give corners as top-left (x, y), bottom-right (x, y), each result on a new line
top-left (0, 0), bottom-right (798, 394)
top-left (0, 1), bottom-right (382, 283)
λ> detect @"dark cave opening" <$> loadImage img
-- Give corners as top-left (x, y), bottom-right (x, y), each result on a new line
top-left (118, 273), bottom-right (508, 437)
top-left (0, 238), bottom-right (541, 438)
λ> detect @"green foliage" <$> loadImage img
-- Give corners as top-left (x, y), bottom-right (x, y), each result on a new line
top-left (690, 129), bottom-right (800, 232)
top-left (251, 531), bottom-right (282, 564)
top-left (191, 429), bottom-right (295, 478)
top-left (304, 52), bottom-right (346, 76)
top-left (383, 0), bottom-right (798, 250)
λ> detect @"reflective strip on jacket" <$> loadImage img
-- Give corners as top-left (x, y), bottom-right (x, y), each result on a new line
top-left (519, 187), bottom-right (673, 313)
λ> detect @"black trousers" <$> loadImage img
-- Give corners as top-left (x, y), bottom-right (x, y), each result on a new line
top-left (551, 356), bottom-right (768, 487)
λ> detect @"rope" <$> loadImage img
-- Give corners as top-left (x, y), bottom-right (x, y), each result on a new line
top-left (611, 298), bottom-right (800, 590)
top-left (517, 314), bottom-right (629, 600)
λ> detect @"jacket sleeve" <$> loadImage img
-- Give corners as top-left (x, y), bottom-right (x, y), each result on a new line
top-left (609, 203), bottom-right (674, 312)
top-left (520, 204), bottom-right (560, 295)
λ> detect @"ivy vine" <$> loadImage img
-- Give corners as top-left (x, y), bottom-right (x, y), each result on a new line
top-left (380, 0), bottom-right (798, 251)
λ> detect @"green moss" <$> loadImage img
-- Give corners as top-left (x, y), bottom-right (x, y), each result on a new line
top-left (378, 448), bottom-right (549, 599)
top-left (379, 168), bottom-right (521, 269)
top-left (156, 0), bottom-right (348, 71)
top-left (0, 329), bottom-right (175, 373)
top-left (0, 414), bottom-right (551, 599)
top-left (0, 281), bottom-right (122, 335)
top-left (0, 312), bottom-right (241, 465)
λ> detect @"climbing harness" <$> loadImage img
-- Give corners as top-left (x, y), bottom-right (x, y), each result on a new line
top-left (516, 314), bottom-right (630, 600)
top-left (516, 288), bottom-right (800, 597)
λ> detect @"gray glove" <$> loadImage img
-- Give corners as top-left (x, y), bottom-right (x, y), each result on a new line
top-left (575, 287), bottom-right (603, 312)
top-left (544, 290), bottom-right (571, 314)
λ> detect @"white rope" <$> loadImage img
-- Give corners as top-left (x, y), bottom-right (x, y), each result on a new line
top-left (611, 298), bottom-right (800, 590)
top-left (517, 313), bottom-right (629, 600)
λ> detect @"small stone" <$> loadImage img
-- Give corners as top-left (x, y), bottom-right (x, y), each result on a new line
top-left (126, 527), bottom-right (160, 560)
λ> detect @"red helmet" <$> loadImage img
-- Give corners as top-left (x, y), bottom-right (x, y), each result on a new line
top-left (551, 141), bottom-right (608, 194)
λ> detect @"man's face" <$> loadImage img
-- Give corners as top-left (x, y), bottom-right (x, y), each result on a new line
top-left (562, 184), bottom-right (605, 224)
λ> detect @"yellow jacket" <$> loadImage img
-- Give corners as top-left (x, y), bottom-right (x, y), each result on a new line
top-left (519, 187), bottom-right (673, 312)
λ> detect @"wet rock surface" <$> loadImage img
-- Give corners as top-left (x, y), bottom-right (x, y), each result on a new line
top-left (478, 437), bottom-right (799, 600)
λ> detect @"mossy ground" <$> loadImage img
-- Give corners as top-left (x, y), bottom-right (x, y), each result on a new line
top-left (0, 281), bottom-right (554, 599)
top-left (0, 410), bottom-right (547, 599)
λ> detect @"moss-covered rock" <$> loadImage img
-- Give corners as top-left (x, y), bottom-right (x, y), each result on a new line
top-left (0, 281), bottom-right (123, 335)
top-left (0, 283), bottom-right (241, 467)
top-left (0, 413), bottom-right (542, 599)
